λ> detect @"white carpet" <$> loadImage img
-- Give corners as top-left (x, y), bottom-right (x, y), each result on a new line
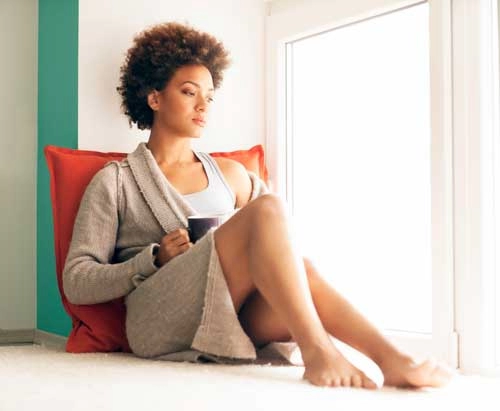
top-left (1, 344), bottom-right (499, 411)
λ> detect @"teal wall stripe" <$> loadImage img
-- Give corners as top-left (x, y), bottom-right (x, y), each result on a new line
top-left (37, 0), bottom-right (79, 336)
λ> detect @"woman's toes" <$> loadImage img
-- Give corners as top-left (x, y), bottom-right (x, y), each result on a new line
top-left (331, 376), bottom-right (342, 387)
top-left (341, 376), bottom-right (351, 387)
top-left (404, 358), bottom-right (453, 387)
top-left (429, 363), bottom-right (454, 387)
top-left (363, 376), bottom-right (378, 390)
top-left (352, 374), bottom-right (362, 388)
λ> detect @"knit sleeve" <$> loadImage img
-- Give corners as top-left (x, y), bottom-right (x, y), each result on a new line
top-left (248, 171), bottom-right (270, 201)
top-left (62, 162), bottom-right (159, 305)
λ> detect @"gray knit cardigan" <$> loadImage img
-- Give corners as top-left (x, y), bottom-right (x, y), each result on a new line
top-left (63, 142), bottom-right (301, 365)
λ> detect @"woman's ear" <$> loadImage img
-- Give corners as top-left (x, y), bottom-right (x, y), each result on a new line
top-left (147, 90), bottom-right (160, 111)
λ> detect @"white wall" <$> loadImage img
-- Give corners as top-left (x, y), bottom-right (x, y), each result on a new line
top-left (79, 0), bottom-right (267, 154)
top-left (0, 0), bottom-right (37, 330)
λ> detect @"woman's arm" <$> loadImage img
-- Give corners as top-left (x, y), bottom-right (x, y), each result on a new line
top-left (214, 157), bottom-right (268, 208)
top-left (62, 163), bottom-right (159, 305)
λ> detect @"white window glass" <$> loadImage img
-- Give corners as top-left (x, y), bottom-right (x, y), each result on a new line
top-left (495, 0), bottom-right (500, 369)
top-left (289, 3), bottom-right (431, 333)
top-left (497, 120), bottom-right (500, 367)
top-left (495, 254), bottom-right (500, 367)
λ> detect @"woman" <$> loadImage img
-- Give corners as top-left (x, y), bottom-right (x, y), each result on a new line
top-left (63, 21), bottom-right (452, 388)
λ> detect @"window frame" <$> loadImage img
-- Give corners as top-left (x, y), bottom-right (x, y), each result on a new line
top-left (266, 0), bottom-right (500, 375)
top-left (265, 0), bottom-right (457, 367)
top-left (451, 0), bottom-right (500, 376)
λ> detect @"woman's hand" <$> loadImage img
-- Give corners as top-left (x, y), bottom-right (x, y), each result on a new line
top-left (155, 228), bottom-right (193, 267)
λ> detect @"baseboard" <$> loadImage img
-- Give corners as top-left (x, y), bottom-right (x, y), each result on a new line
top-left (0, 328), bottom-right (34, 345)
top-left (34, 329), bottom-right (67, 350)
top-left (0, 328), bottom-right (67, 350)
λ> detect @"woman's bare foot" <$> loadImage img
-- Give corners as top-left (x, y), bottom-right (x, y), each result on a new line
top-left (379, 354), bottom-right (454, 388)
top-left (301, 342), bottom-right (378, 389)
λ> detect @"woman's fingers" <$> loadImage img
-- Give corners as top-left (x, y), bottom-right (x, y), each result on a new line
top-left (167, 237), bottom-right (191, 253)
top-left (162, 229), bottom-right (190, 248)
top-left (179, 242), bottom-right (193, 253)
top-left (169, 234), bottom-right (190, 247)
top-left (165, 228), bottom-right (189, 243)
top-left (155, 229), bottom-right (192, 266)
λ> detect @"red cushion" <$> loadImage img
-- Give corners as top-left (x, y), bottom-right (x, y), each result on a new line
top-left (44, 144), bottom-right (268, 353)
top-left (210, 145), bottom-right (269, 183)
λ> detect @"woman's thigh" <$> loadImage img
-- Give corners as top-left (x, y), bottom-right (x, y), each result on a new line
top-left (214, 194), bottom-right (283, 313)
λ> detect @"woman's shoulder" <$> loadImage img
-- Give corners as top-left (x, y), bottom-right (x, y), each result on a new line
top-left (210, 155), bottom-right (241, 170)
top-left (209, 155), bottom-right (252, 207)
top-left (84, 158), bottom-right (129, 196)
top-left (92, 157), bottom-right (130, 180)
top-left (91, 160), bottom-right (120, 181)
top-left (192, 152), bottom-right (239, 177)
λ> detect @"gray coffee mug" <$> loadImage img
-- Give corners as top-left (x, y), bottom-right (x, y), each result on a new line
top-left (187, 216), bottom-right (221, 243)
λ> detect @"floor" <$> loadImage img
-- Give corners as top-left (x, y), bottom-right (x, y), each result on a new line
top-left (1, 344), bottom-right (499, 411)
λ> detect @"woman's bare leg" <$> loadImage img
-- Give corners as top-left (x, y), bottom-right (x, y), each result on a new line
top-left (214, 194), bottom-right (376, 388)
top-left (238, 258), bottom-right (453, 388)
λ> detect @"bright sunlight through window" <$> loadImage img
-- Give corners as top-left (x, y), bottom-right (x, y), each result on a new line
top-left (497, 122), bottom-right (500, 366)
top-left (288, 3), bottom-right (431, 334)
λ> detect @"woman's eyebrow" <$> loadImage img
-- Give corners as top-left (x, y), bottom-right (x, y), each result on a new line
top-left (180, 80), bottom-right (214, 92)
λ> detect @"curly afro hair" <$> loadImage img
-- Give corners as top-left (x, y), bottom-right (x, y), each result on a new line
top-left (117, 22), bottom-right (231, 130)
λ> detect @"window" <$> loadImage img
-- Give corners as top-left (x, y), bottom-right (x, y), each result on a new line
top-left (267, 0), bottom-right (500, 374)
top-left (496, 2), bottom-right (500, 366)
top-left (266, 0), bottom-right (456, 364)
top-left (288, 4), bottom-right (431, 334)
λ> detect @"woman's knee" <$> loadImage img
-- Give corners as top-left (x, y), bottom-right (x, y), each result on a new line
top-left (249, 194), bottom-right (288, 224)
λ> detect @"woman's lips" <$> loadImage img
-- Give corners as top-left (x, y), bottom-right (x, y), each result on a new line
top-left (193, 119), bottom-right (205, 127)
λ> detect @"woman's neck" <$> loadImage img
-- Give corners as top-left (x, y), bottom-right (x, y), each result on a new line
top-left (146, 133), bottom-right (196, 167)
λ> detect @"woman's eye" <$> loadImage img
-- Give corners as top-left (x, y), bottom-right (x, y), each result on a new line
top-left (183, 90), bottom-right (213, 102)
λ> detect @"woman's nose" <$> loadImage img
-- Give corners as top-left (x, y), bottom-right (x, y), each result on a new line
top-left (196, 96), bottom-right (209, 111)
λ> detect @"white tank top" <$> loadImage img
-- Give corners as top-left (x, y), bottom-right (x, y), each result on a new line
top-left (182, 151), bottom-right (236, 216)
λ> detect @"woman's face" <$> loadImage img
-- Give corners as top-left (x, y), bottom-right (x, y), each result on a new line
top-left (149, 64), bottom-right (215, 138)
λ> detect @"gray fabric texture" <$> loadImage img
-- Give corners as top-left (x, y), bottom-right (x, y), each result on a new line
top-left (63, 142), bottom-right (302, 365)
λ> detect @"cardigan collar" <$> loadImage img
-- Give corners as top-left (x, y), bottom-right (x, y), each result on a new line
top-left (127, 142), bottom-right (197, 233)
top-left (127, 142), bottom-right (268, 234)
